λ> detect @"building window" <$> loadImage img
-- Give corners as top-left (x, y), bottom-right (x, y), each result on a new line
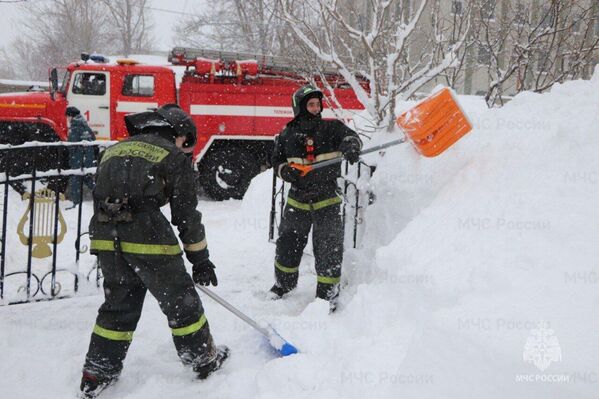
top-left (539, 7), bottom-right (555, 29)
top-left (451, 1), bottom-right (463, 16)
top-left (122, 75), bottom-right (155, 97)
top-left (513, 3), bottom-right (529, 26)
top-left (477, 44), bottom-right (491, 65)
top-left (536, 48), bottom-right (550, 70)
top-left (481, 0), bottom-right (495, 20)
top-left (571, 17), bottom-right (581, 35)
top-left (72, 73), bottom-right (106, 96)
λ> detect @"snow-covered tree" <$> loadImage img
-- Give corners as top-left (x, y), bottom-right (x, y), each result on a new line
top-left (5, 0), bottom-right (115, 80)
top-left (1, 0), bottom-right (153, 80)
top-left (277, 0), bottom-right (471, 133)
top-left (173, 0), bottom-right (290, 55)
top-left (100, 0), bottom-right (154, 57)
top-left (476, 0), bottom-right (599, 107)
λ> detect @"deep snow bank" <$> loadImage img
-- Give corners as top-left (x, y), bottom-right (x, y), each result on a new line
top-left (357, 71), bottom-right (599, 397)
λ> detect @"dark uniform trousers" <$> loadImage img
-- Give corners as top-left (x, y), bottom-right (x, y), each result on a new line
top-left (84, 248), bottom-right (214, 378)
top-left (275, 196), bottom-right (344, 300)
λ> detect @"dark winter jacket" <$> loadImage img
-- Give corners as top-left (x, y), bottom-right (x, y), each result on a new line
top-left (68, 114), bottom-right (96, 169)
top-left (272, 113), bottom-right (362, 203)
top-left (90, 132), bottom-right (209, 264)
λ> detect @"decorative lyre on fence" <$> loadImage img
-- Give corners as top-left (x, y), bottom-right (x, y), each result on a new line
top-left (17, 188), bottom-right (67, 258)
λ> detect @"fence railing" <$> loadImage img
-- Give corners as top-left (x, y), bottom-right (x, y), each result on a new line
top-left (0, 140), bottom-right (112, 305)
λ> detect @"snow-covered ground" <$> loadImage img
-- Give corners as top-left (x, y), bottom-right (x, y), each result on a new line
top-left (1, 68), bottom-right (599, 398)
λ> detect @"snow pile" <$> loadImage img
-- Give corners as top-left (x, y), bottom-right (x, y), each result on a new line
top-left (1, 71), bottom-right (598, 398)
top-left (344, 75), bottom-right (599, 397)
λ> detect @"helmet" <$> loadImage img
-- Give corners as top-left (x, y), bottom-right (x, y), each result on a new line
top-left (124, 110), bottom-right (170, 136)
top-left (124, 104), bottom-right (197, 149)
top-left (156, 104), bottom-right (197, 149)
top-left (292, 85), bottom-right (323, 117)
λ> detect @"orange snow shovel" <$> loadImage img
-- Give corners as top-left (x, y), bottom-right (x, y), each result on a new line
top-left (290, 87), bottom-right (472, 175)
top-left (396, 87), bottom-right (472, 157)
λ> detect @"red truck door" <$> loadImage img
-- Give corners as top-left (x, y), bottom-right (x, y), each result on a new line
top-left (66, 71), bottom-right (111, 139)
top-left (111, 67), bottom-right (177, 141)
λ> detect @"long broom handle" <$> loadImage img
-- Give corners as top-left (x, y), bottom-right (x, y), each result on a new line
top-left (308, 137), bottom-right (407, 171)
top-left (196, 285), bottom-right (270, 337)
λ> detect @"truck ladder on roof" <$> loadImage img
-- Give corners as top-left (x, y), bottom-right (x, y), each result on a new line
top-left (169, 47), bottom-right (341, 76)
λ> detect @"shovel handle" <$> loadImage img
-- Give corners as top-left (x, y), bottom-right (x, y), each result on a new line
top-left (289, 137), bottom-right (407, 174)
top-left (196, 284), bottom-right (270, 337)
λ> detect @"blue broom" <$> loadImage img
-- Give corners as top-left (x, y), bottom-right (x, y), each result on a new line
top-left (196, 285), bottom-right (298, 356)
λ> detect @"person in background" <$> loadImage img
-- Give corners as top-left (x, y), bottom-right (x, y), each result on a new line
top-left (66, 106), bottom-right (95, 208)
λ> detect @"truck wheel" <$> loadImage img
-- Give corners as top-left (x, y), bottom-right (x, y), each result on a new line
top-left (0, 122), bottom-right (68, 193)
top-left (198, 148), bottom-right (260, 200)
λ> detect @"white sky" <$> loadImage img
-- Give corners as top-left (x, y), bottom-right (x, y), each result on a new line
top-left (0, 0), bottom-right (205, 51)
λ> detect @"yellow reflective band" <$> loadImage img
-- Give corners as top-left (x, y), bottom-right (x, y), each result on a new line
top-left (315, 151), bottom-right (342, 162)
top-left (101, 141), bottom-right (170, 164)
top-left (91, 239), bottom-right (182, 255)
top-left (317, 275), bottom-right (340, 285)
top-left (287, 196), bottom-right (342, 211)
top-left (275, 260), bottom-right (299, 274)
top-left (183, 239), bottom-right (207, 252)
top-left (171, 314), bottom-right (207, 337)
top-left (90, 239), bottom-right (115, 251)
top-left (93, 324), bottom-right (134, 341)
top-left (0, 103), bottom-right (46, 109)
top-left (287, 157), bottom-right (306, 165)
top-left (286, 152), bottom-right (342, 166)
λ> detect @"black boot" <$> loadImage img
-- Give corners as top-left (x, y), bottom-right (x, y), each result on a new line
top-left (267, 283), bottom-right (293, 299)
top-left (194, 345), bottom-right (230, 379)
top-left (316, 282), bottom-right (340, 314)
top-left (79, 371), bottom-right (117, 398)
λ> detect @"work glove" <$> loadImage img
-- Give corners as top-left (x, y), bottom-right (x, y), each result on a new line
top-left (192, 259), bottom-right (218, 286)
top-left (339, 139), bottom-right (361, 164)
top-left (279, 163), bottom-right (302, 184)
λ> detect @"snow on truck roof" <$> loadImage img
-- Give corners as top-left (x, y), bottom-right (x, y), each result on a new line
top-left (71, 53), bottom-right (187, 87)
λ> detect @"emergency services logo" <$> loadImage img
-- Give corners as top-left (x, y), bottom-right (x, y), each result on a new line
top-left (523, 323), bottom-right (562, 371)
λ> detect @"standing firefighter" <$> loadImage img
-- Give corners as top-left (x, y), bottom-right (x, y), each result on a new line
top-left (80, 104), bottom-right (228, 398)
top-left (269, 85), bottom-right (362, 311)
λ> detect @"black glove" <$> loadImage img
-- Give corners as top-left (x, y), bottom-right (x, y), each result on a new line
top-left (340, 139), bottom-right (361, 164)
top-left (192, 259), bottom-right (218, 286)
top-left (279, 164), bottom-right (302, 184)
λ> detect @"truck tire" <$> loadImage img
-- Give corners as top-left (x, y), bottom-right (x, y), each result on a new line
top-left (198, 148), bottom-right (260, 200)
top-left (0, 122), bottom-right (69, 193)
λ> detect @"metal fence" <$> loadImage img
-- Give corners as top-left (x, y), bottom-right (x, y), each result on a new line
top-left (0, 141), bottom-right (107, 305)
top-left (1, 140), bottom-right (375, 304)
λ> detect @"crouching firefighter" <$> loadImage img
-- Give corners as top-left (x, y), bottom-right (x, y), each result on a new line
top-left (79, 104), bottom-right (229, 398)
top-left (269, 85), bottom-right (362, 312)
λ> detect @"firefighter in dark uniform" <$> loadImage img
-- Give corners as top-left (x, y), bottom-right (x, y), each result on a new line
top-left (269, 85), bottom-right (362, 310)
top-left (79, 104), bottom-right (228, 398)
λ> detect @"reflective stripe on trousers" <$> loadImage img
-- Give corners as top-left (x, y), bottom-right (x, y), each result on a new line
top-left (91, 239), bottom-right (182, 255)
top-left (93, 314), bottom-right (207, 342)
top-left (286, 196), bottom-right (342, 211)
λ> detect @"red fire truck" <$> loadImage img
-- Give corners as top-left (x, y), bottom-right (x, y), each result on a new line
top-left (0, 47), bottom-right (365, 199)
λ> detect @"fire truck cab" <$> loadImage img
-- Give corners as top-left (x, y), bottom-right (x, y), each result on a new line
top-left (0, 48), bottom-right (365, 200)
